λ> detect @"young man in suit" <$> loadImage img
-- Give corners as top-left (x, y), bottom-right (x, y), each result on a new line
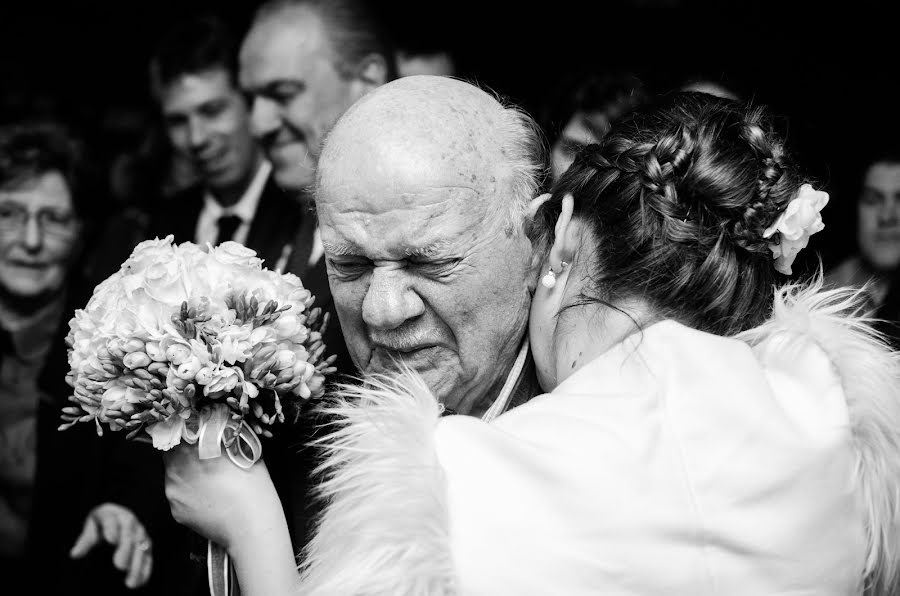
top-left (149, 15), bottom-right (300, 273)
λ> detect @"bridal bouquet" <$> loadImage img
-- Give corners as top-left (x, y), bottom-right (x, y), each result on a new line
top-left (59, 236), bottom-right (335, 463)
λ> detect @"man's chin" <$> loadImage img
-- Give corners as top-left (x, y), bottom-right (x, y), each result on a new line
top-left (365, 348), bottom-right (457, 401)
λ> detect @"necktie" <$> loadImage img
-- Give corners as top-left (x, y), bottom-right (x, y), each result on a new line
top-left (215, 214), bottom-right (242, 246)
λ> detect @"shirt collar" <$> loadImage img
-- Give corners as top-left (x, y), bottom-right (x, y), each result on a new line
top-left (202, 159), bottom-right (272, 222)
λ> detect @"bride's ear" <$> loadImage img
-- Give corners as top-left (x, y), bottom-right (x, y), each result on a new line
top-left (548, 193), bottom-right (576, 271)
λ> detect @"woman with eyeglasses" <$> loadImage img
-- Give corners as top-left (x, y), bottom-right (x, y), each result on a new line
top-left (0, 119), bottom-right (164, 595)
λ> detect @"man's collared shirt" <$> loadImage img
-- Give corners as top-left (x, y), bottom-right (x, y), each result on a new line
top-left (194, 160), bottom-right (272, 247)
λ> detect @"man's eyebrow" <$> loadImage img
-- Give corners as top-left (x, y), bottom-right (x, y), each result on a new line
top-left (323, 241), bottom-right (361, 256)
top-left (323, 240), bottom-right (453, 258)
top-left (405, 240), bottom-right (451, 258)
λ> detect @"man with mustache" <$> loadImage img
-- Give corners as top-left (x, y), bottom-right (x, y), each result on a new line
top-left (316, 75), bottom-right (544, 416)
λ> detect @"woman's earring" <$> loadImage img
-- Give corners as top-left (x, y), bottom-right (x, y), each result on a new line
top-left (541, 261), bottom-right (568, 289)
top-left (541, 267), bottom-right (557, 289)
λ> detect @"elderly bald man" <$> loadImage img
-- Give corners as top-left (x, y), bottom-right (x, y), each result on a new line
top-left (162, 75), bottom-right (548, 594)
top-left (316, 75), bottom-right (545, 417)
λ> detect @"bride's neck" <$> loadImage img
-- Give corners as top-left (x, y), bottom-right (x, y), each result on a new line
top-left (552, 298), bottom-right (654, 387)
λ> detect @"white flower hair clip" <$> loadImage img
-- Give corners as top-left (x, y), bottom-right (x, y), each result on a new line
top-left (762, 183), bottom-right (829, 275)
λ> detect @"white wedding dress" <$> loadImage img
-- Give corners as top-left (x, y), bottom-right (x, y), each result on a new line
top-left (296, 284), bottom-right (900, 596)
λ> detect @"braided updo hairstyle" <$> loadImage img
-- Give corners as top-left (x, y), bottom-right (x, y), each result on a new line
top-left (536, 92), bottom-right (810, 336)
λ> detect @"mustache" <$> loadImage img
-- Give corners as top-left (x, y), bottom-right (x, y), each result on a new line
top-left (369, 327), bottom-right (442, 352)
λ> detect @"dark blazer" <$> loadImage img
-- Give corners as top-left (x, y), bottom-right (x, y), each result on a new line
top-left (148, 177), bottom-right (298, 269)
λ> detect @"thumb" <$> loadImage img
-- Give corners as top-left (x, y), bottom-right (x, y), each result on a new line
top-left (69, 515), bottom-right (100, 558)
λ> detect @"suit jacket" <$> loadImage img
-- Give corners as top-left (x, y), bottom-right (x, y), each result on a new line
top-left (148, 178), bottom-right (298, 270)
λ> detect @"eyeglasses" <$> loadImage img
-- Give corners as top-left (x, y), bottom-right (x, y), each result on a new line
top-left (0, 202), bottom-right (78, 237)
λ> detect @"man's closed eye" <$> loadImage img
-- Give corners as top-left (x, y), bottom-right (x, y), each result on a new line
top-left (328, 258), bottom-right (371, 280)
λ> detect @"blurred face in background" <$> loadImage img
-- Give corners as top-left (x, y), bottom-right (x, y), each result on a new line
top-left (159, 68), bottom-right (259, 198)
top-left (550, 110), bottom-right (611, 181)
top-left (857, 161), bottom-right (900, 271)
top-left (239, 7), bottom-right (381, 191)
top-left (0, 171), bottom-right (81, 301)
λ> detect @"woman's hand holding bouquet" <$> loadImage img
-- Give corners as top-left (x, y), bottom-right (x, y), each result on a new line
top-left (59, 236), bottom-right (334, 595)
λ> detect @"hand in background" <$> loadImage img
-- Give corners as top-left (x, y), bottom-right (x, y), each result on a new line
top-left (70, 502), bottom-right (153, 589)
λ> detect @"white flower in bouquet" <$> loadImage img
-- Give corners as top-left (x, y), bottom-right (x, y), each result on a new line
top-left (60, 236), bottom-right (336, 457)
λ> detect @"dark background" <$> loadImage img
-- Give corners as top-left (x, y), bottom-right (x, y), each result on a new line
top-left (0, 0), bottom-right (896, 264)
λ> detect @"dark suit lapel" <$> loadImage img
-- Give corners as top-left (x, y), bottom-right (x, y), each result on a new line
top-left (157, 186), bottom-right (204, 245)
top-left (244, 179), bottom-right (305, 268)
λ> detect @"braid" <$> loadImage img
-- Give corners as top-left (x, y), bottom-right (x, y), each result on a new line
top-left (578, 126), bottom-right (703, 245)
top-left (731, 108), bottom-right (794, 254)
top-left (637, 126), bottom-right (699, 242)
top-left (542, 91), bottom-right (809, 337)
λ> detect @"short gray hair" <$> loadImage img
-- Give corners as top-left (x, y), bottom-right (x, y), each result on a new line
top-left (489, 94), bottom-right (548, 236)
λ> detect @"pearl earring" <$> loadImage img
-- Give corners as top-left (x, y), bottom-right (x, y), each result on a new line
top-left (541, 267), bottom-right (556, 289)
top-left (541, 261), bottom-right (568, 289)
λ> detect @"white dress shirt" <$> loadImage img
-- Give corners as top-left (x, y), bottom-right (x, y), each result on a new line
top-left (194, 160), bottom-right (272, 247)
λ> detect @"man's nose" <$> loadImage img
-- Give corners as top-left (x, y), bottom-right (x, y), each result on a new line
top-left (875, 197), bottom-right (900, 226)
top-left (187, 118), bottom-right (211, 150)
top-left (21, 213), bottom-right (44, 251)
top-left (361, 266), bottom-right (425, 331)
top-left (250, 96), bottom-right (280, 139)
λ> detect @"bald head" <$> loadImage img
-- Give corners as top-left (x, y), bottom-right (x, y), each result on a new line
top-left (327, 75), bottom-right (508, 150)
top-left (314, 75), bottom-right (544, 414)
top-left (318, 75), bottom-right (544, 232)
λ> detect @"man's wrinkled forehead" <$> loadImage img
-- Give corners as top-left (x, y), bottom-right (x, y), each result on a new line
top-left (316, 129), bottom-right (505, 213)
top-left (320, 75), bottom-right (508, 163)
top-left (317, 181), bottom-right (481, 212)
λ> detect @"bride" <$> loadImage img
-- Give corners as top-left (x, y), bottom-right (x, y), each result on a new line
top-left (162, 91), bottom-right (900, 595)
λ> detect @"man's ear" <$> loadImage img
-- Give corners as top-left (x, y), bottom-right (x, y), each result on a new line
top-left (526, 193), bottom-right (552, 220)
top-left (351, 53), bottom-right (390, 97)
top-left (523, 192), bottom-right (551, 241)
